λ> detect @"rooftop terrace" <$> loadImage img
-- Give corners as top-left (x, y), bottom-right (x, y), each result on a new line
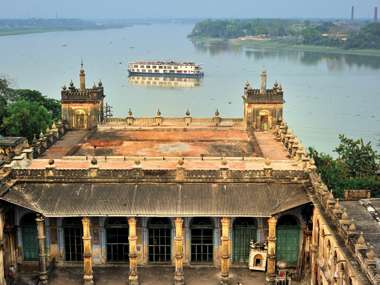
top-left (40, 118), bottom-right (291, 164)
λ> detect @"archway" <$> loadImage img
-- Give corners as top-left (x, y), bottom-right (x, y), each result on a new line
top-left (276, 215), bottom-right (300, 266)
top-left (148, 218), bottom-right (171, 263)
top-left (233, 217), bottom-right (257, 263)
top-left (74, 109), bottom-right (87, 129)
top-left (105, 217), bottom-right (129, 262)
top-left (190, 217), bottom-right (214, 263)
top-left (20, 213), bottom-right (38, 261)
top-left (63, 218), bottom-right (83, 261)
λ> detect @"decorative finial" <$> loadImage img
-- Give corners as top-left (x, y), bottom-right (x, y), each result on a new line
top-left (156, 108), bottom-right (161, 116)
top-left (48, 159), bottom-right (55, 166)
top-left (186, 109), bottom-right (190, 116)
top-left (128, 108), bottom-right (133, 116)
top-left (98, 80), bottom-right (103, 87)
top-left (62, 85), bottom-right (67, 90)
top-left (70, 80), bottom-right (74, 87)
top-left (91, 157), bottom-right (97, 165)
top-left (215, 109), bottom-right (220, 117)
top-left (80, 58), bottom-right (84, 69)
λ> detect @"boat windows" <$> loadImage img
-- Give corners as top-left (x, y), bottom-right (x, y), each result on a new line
top-left (152, 66), bottom-right (157, 69)
top-left (146, 65), bottom-right (151, 68)
top-left (134, 65), bottom-right (138, 68)
top-left (155, 70), bottom-right (159, 73)
top-left (169, 70), bottom-right (175, 73)
top-left (159, 66), bottom-right (163, 69)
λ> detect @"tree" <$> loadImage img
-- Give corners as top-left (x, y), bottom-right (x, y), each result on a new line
top-left (12, 89), bottom-right (61, 120)
top-left (2, 100), bottom-right (52, 142)
top-left (309, 135), bottom-right (380, 198)
top-left (335, 134), bottom-right (379, 177)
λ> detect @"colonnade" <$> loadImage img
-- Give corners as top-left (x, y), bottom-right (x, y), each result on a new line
top-left (0, 214), bottom-right (285, 285)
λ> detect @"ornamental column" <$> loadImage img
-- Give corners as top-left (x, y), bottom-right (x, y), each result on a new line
top-left (82, 217), bottom-right (94, 285)
top-left (36, 214), bottom-right (48, 284)
top-left (0, 210), bottom-right (5, 285)
top-left (266, 216), bottom-right (277, 284)
top-left (174, 218), bottom-right (184, 285)
top-left (128, 217), bottom-right (139, 285)
top-left (220, 217), bottom-right (231, 285)
top-left (311, 207), bottom-right (320, 285)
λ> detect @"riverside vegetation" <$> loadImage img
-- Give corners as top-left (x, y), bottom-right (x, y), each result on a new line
top-left (0, 78), bottom-right (60, 142)
top-left (189, 19), bottom-right (380, 55)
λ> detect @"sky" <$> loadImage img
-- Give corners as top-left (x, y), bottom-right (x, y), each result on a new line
top-left (1, 0), bottom-right (380, 19)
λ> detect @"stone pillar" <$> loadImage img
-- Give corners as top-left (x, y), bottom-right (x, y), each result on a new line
top-left (266, 216), bottom-right (277, 284)
top-left (311, 208), bottom-right (320, 285)
top-left (82, 217), bottom-right (94, 285)
top-left (174, 218), bottom-right (184, 285)
top-left (0, 210), bottom-right (5, 285)
top-left (220, 217), bottom-right (231, 285)
top-left (128, 217), bottom-right (139, 285)
top-left (36, 214), bottom-right (48, 284)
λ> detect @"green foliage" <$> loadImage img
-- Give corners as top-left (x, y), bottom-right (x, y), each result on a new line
top-left (345, 23), bottom-right (380, 49)
top-left (0, 78), bottom-right (60, 141)
top-left (335, 134), bottom-right (379, 177)
top-left (308, 135), bottom-right (380, 198)
top-left (190, 20), bottom-right (380, 50)
top-left (2, 100), bottom-right (52, 142)
top-left (12, 89), bottom-right (61, 120)
top-left (189, 19), bottom-right (298, 39)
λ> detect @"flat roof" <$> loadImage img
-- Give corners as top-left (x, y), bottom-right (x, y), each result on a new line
top-left (40, 120), bottom-right (291, 164)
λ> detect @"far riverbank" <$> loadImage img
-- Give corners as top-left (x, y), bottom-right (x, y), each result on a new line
top-left (192, 37), bottom-right (380, 57)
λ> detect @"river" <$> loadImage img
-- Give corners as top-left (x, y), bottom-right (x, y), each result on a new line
top-left (0, 23), bottom-right (379, 154)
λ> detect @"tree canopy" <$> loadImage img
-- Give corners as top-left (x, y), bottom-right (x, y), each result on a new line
top-left (190, 19), bottom-right (380, 50)
top-left (309, 135), bottom-right (380, 198)
top-left (0, 78), bottom-right (60, 142)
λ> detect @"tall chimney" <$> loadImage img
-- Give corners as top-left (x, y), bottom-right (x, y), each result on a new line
top-left (260, 71), bottom-right (267, 95)
top-left (351, 6), bottom-right (355, 21)
top-left (79, 61), bottom-right (86, 91)
top-left (375, 7), bottom-right (378, 22)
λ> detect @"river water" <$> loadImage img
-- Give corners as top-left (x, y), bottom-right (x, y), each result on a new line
top-left (0, 23), bottom-right (379, 154)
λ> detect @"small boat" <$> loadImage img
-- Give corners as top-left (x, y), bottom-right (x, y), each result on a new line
top-left (128, 61), bottom-right (204, 78)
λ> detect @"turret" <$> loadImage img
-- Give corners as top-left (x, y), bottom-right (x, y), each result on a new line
top-left (242, 71), bottom-right (284, 131)
top-left (80, 61), bottom-right (86, 91)
top-left (61, 64), bottom-right (105, 130)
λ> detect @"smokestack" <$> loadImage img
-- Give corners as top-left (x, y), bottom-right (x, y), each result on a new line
top-left (351, 6), bottom-right (355, 21)
top-left (260, 71), bottom-right (267, 95)
top-left (375, 7), bottom-right (378, 22)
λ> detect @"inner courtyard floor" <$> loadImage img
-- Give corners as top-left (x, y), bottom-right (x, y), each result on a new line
top-left (15, 266), bottom-right (305, 285)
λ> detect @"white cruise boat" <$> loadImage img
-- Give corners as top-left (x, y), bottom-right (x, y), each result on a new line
top-left (128, 61), bottom-right (204, 77)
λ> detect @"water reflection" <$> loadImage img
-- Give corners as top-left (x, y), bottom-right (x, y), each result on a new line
top-left (193, 40), bottom-right (380, 70)
top-left (128, 75), bottom-right (202, 89)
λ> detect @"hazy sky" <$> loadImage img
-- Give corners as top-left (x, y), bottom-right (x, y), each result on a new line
top-left (1, 0), bottom-right (380, 19)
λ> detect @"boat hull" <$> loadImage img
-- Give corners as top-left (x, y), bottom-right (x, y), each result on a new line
top-left (128, 71), bottom-right (204, 78)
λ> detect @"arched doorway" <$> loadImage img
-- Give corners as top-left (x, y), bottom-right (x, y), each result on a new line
top-left (148, 218), bottom-right (171, 263)
top-left (190, 217), bottom-right (214, 263)
top-left (63, 218), bottom-right (83, 261)
top-left (276, 215), bottom-right (301, 266)
top-left (20, 213), bottom-right (38, 261)
top-left (233, 218), bottom-right (257, 263)
top-left (105, 217), bottom-right (129, 262)
top-left (74, 109), bottom-right (87, 129)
